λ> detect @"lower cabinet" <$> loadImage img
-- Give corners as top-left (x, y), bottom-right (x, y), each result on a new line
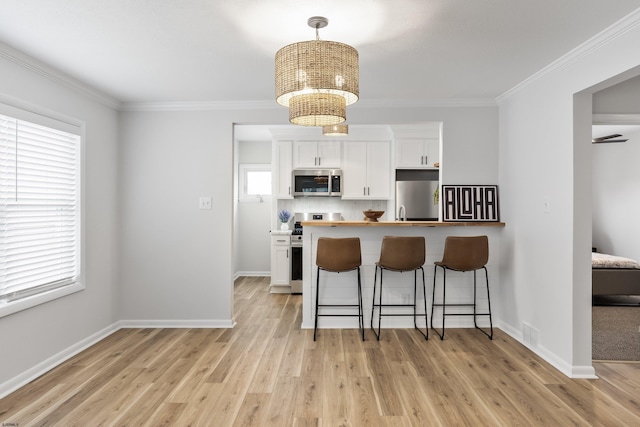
top-left (270, 234), bottom-right (291, 292)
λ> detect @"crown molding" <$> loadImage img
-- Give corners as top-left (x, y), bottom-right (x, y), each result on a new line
top-left (120, 97), bottom-right (497, 112)
top-left (592, 113), bottom-right (640, 125)
top-left (0, 42), bottom-right (120, 110)
top-left (497, 7), bottom-right (640, 103)
top-left (119, 100), bottom-right (277, 112)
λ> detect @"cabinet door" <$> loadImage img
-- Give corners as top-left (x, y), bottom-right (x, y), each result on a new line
top-left (395, 138), bottom-right (425, 168)
top-left (423, 138), bottom-right (440, 168)
top-left (271, 242), bottom-right (290, 286)
top-left (316, 140), bottom-right (341, 168)
top-left (342, 141), bottom-right (368, 198)
top-left (366, 141), bottom-right (391, 198)
top-left (274, 141), bottom-right (293, 198)
top-left (292, 141), bottom-right (318, 168)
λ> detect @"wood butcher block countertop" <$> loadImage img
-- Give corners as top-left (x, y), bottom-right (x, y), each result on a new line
top-left (301, 220), bottom-right (505, 227)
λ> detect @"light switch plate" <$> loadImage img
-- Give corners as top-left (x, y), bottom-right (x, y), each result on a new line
top-left (199, 196), bottom-right (212, 210)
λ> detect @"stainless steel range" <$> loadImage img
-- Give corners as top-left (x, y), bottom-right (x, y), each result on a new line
top-left (290, 212), bottom-right (343, 294)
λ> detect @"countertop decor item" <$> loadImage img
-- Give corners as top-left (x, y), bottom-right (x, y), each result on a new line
top-left (278, 209), bottom-right (291, 230)
top-left (363, 210), bottom-right (385, 222)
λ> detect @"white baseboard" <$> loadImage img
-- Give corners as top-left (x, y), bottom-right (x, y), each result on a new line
top-left (0, 322), bottom-right (120, 399)
top-left (497, 320), bottom-right (597, 379)
top-left (0, 318), bottom-right (237, 399)
top-left (116, 319), bottom-right (235, 328)
top-left (234, 271), bottom-right (270, 280)
top-left (269, 284), bottom-right (292, 294)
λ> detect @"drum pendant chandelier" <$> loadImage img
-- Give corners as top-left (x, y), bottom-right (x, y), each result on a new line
top-left (275, 16), bottom-right (359, 126)
top-left (322, 124), bottom-right (349, 136)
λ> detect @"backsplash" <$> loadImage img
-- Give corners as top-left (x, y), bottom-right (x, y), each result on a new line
top-left (277, 198), bottom-right (392, 223)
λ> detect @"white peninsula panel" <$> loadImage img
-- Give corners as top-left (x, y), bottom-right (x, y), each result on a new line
top-left (301, 222), bottom-right (504, 332)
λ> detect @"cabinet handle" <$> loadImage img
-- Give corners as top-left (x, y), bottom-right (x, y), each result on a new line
top-left (277, 239), bottom-right (286, 243)
top-left (288, 186), bottom-right (291, 195)
top-left (368, 187), bottom-right (370, 195)
top-left (424, 155), bottom-right (428, 165)
top-left (318, 157), bottom-right (321, 166)
top-left (421, 155), bottom-right (424, 164)
top-left (287, 249), bottom-right (289, 258)
top-left (363, 187), bottom-right (366, 196)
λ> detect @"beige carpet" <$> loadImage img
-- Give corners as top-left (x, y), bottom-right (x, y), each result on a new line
top-left (592, 299), bottom-right (640, 361)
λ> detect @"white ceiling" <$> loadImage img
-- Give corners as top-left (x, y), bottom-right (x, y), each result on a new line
top-left (1, 1), bottom-right (639, 105)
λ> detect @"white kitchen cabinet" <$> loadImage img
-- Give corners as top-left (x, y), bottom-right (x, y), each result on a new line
top-left (395, 137), bottom-right (440, 169)
top-left (342, 141), bottom-right (391, 199)
top-left (293, 140), bottom-right (342, 169)
top-left (270, 234), bottom-right (291, 290)
top-left (274, 140), bottom-right (293, 198)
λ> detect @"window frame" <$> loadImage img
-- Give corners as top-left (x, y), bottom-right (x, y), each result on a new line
top-left (238, 163), bottom-right (272, 203)
top-left (0, 99), bottom-right (85, 318)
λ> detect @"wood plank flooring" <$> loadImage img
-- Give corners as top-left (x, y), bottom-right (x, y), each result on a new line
top-left (1, 276), bottom-right (639, 426)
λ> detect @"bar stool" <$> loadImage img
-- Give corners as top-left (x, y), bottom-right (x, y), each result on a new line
top-left (370, 236), bottom-right (428, 341)
top-left (314, 237), bottom-right (364, 341)
top-left (431, 235), bottom-right (493, 340)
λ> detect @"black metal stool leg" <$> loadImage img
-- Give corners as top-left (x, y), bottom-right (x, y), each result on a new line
top-left (485, 267), bottom-right (493, 339)
top-left (430, 265), bottom-right (446, 340)
top-left (375, 268), bottom-right (384, 340)
top-left (412, 267), bottom-right (428, 340)
top-left (474, 266), bottom-right (493, 340)
top-left (370, 265), bottom-right (379, 338)
top-left (314, 266), bottom-right (320, 341)
top-left (421, 267), bottom-right (428, 340)
top-left (431, 265), bottom-right (437, 334)
top-left (357, 267), bottom-right (364, 341)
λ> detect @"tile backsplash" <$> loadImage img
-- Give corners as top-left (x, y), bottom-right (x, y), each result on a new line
top-left (277, 198), bottom-right (393, 223)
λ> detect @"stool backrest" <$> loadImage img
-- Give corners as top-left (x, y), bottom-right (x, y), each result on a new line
top-left (378, 236), bottom-right (426, 271)
top-left (440, 235), bottom-right (488, 271)
top-left (316, 237), bottom-right (362, 272)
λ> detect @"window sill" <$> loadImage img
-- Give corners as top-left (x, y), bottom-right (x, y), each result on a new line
top-left (0, 282), bottom-right (85, 318)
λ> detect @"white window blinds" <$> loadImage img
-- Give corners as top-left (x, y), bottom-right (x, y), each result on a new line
top-left (0, 113), bottom-right (80, 303)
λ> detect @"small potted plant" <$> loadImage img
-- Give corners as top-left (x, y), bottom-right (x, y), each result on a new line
top-left (278, 209), bottom-right (291, 231)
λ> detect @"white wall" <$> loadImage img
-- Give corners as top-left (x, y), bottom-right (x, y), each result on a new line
top-left (498, 10), bottom-right (640, 376)
top-left (593, 74), bottom-right (640, 113)
top-left (592, 127), bottom-right (640, 260)
top-left (118, 105), bottom-right (498, 326)
top-left (0, 47), bottom-right (119, 391)
top-left (236, 140), bottom-right (272, 275)
top-left (118, 111), bottom-right (235, 324)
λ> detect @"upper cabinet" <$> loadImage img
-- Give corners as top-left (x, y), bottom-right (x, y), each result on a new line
top-left (293, 140), bottom-right (342, 169)
top-left (395, 138), bottom-right (440, 168)
top-left (342, 141), bottom-right (391, 199)
top-left (273, 140), bottom-right (293, 198)
top-left (393, 123), bottom-right (441, 169)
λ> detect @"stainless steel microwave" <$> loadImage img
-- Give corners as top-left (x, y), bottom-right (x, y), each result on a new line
top-left (292, 169), bottom-right (342, 197)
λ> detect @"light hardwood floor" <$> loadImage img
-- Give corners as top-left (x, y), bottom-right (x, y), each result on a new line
top-left (1, 276), bottom-right (639, 426)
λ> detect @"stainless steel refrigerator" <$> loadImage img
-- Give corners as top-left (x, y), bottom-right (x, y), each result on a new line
top-left (396, 179), bottom-right (440, 221)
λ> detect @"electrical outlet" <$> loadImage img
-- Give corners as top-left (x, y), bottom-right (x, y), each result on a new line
top-left (199, 196), bottom-right (212, 210)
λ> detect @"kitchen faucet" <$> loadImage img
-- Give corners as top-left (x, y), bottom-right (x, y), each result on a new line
top-left (397, 205), bottom-right (406, 221)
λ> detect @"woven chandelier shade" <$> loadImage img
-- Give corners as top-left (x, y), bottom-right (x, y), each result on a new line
top-left (289, 93), bottom-right (346, 126)
top-left (322, 124), bottom-right (349, 136)
top-left (275, 18), bottom-right (359, 126)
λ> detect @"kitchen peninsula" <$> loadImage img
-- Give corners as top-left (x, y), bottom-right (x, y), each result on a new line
top-left (300, 220), bottom-right (505, 331)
